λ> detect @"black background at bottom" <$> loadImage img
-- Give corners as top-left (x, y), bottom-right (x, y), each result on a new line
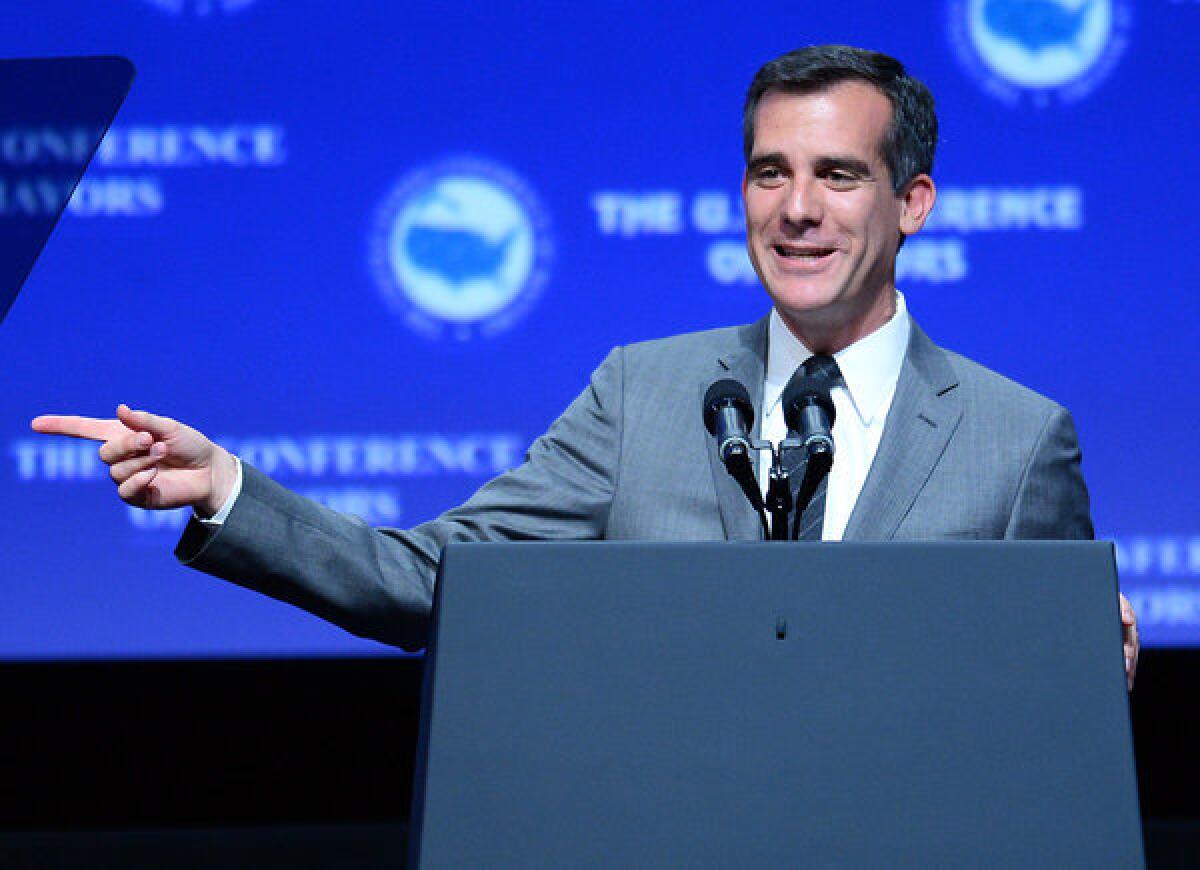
top-left (0, 651), bottom-right (1195, 867)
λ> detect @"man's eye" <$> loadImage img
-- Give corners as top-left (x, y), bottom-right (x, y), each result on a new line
top-left (753, 167), bottom-right (785, 185)
top-left (826, 172), bottom-right (860, 188)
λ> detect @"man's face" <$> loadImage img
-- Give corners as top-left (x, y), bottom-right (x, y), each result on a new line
top-left (743, 81), bottom-right (931, 348)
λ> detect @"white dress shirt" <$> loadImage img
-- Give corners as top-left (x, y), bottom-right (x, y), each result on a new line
top-left (201, 456), bottom-right (242, 525)
top-left (758, 293), bottom-right (911, 541)
top-left (204, 297), bottom-right (911, 533)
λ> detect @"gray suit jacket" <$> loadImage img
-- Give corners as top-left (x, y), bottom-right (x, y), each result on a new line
top-left (177, 316), bottom-right (1092, 650)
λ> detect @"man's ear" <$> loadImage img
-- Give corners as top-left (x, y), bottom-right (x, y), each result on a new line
top-left (899, 174), bottom-right (936, 236)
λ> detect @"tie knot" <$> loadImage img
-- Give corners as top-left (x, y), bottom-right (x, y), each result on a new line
top-left (802, 354), bottom-right (841, 384)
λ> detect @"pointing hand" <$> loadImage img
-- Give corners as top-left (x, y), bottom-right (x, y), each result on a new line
top-left (31, 404), bottom-right (237, 517)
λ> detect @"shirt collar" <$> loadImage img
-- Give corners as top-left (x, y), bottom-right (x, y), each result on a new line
top-left (764, 292), bottom-right (911, 427)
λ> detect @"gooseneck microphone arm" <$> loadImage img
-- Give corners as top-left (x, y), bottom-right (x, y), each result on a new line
top-left (788, 452), bottom-right (831, 539)
top-left (732, 453), bottom-right (770, 540)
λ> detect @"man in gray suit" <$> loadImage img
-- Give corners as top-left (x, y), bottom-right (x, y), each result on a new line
top-left (32, 46), bottom-right (1138, 682)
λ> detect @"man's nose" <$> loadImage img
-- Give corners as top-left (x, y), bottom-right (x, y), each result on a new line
top-left (781, 177), bottom-right (823, 228)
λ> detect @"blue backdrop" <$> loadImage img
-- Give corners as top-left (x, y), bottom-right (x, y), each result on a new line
top-left (2, 0), bottom-right (1198, 656)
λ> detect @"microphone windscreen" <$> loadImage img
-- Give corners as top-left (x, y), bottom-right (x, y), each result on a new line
top-left (703, 379), bottom-right (754, 433)
top-left (781, 374), bottom-right (836, 432)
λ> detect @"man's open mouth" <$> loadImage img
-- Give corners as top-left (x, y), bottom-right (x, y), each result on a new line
top-left (773, 243), bottom-right (838, 260)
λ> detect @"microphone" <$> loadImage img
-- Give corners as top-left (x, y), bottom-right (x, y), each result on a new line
top-left (782, 375), bottom-right (836, 460)
top-left (703, 379), bottom-right (755, 464)
top-left (781, 374), bottom-right (835, 540)
top-left (703, 378), bottom-right (768, 537)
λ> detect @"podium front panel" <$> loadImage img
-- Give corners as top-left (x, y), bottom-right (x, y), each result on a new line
top-left (410, 542), bottom-right (1141, 868)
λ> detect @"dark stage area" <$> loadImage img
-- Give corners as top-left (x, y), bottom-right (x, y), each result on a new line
top-left (0, 652), bottom-right (1197, 866)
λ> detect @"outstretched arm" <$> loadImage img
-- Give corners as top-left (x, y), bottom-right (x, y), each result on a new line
top-left (29, 348), bottom-right (626, 651)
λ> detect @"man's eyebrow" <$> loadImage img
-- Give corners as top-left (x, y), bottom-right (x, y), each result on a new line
top-left (746, 152), bottom-right (789, 172)
top-left (746, 152), bottom-right (877, 177)
top-left (813, 155), bottom-right (874, 176)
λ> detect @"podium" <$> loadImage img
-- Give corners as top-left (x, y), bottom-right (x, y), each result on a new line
top-left (408, 542), bottom-right (1143, 868)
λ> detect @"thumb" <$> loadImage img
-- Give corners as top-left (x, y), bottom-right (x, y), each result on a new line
top-left (116, 404), bottom-right (180, 440)
top-left (1120, 594), bottom-right (1136, 627)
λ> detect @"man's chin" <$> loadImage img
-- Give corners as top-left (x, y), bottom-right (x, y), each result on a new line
top-left (760, 259), bottom-right (845, 302)
top-left (766, 287), bottom-right (845, 322)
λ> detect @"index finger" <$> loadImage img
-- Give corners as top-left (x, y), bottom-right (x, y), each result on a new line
top-left (31, 415), bottom-right (127, 442)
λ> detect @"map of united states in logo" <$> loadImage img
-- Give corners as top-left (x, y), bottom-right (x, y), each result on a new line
top-left (404, 222), bottom-right (520, 288)
top-left (983, 0), bottom-right (1096, 52)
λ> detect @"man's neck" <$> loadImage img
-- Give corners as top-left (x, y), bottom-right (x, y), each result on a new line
top-left (777, 288), bottom-right (897, 355)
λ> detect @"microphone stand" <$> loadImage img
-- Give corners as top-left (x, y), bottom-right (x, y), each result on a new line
top-left (720, 437), bottom-right (830, 542)
top-left (764, 443), bottom-right (793, 541)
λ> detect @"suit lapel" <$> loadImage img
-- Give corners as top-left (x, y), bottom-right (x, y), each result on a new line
top-left (704, 317), bottom-right (769, 541)
top-left (842, 324), bottom-right (963, 541)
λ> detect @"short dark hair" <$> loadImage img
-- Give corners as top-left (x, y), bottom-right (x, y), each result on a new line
top-left (743, 45), bottom-right (938, 194)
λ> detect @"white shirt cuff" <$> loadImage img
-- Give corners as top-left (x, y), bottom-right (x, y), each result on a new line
top-left (196, 455), bottom-right (243, 527)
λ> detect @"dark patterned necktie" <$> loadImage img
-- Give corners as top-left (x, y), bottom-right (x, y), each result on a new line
top-left (788, 354), bottom-right (842, 541)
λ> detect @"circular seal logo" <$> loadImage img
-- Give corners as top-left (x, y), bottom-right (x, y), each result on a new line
top-left (369, 157), bottom-right (553, 340)
top-left (948, 0), bottom-right (1132, 105)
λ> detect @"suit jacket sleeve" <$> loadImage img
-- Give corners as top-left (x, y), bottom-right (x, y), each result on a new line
top-left (1003, 405), bottom-right (1093, 540)
top-left (174, 347), bottom-right (626, 651)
